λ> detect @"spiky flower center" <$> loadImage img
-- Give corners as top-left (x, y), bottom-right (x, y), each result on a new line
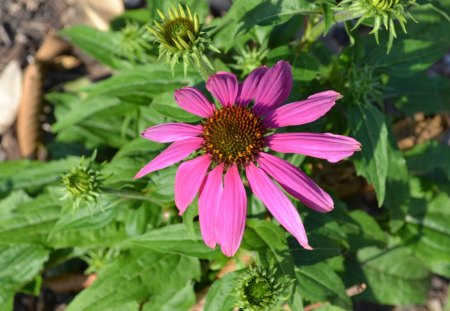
top-left (371, 0), bottom-right (399, 11)
top-left (244, 278), bottom-right (273, 306)
top-left (64, 170), bottom-right (92, 196)
top-left (163, 18), bottom-right (196, 48)
top-left (202, 107), bottom-right (266, 166)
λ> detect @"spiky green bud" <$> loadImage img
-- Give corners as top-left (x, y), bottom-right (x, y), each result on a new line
top-left (347, 65), bottom-right (385, 104)
top-left (235, 267), bottom-right (292, 311)
top-left (147, 3), bottom-right (219, 77)
top-left (81, 248), bottom-right (120, 274)
top-left (338, 0), bottom-right (416, 52)
top-left (117, 22), bottom-right (153, 64)
top-left (232, 45), bottom-right (269, 77)
top-left (61, 154), bottom-right (104, 209)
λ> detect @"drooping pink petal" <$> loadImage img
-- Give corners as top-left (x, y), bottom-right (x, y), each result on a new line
top-left (257, 153), bottom-right (333, 213)
top-left (141, 123), bottom-right (203, 143)
top-left (134, 137), bottom-right (203, 179)
top-left (263, 91), bottom-right (342, 128)
top-left (198, 164), bottom-right (224, 249)
top-left (175, 154), bottom-right (211, 215)
top-left (217, 165), bottom-right (247, 257)
top-left (245, 162), bottom-right (311, 249)
top-left (174, 87), bottom-right (215, 117)
top-left (266, 133), bottom-right (361, 163)
top-left (236, 66), bottom-right (268, 107)
top-left (206, 72), bottom-right (239, 107)
top-left (253, 60), bottom-right (293, 115)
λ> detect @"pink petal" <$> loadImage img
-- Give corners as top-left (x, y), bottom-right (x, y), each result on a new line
top-left (134, 137), bottom-right (203, 179)
top-left (236, 66), bottom-right (268, 107)
top-left (198, 164), bottom-right (224, 249)
top-left (141, 123), bottom-right (203, 143)
top-left (175, 154), bottom-right (210, 215)
top-left (217, 165), bottom-right (247, 257)
top-left (253, 61), bottom-right (293, 115)
top-left (246, 162), bottom-right (311, 249)
top-left (257, 153), bottom-right (333, 213)
top-left (206, 72), bottom-right (239, 107)
top-left (266, 133), bottom-right (361, 163)
top-left (174, 87), bottom-right (215, 118)
top-left (263, 91), bottom-right (342, 128)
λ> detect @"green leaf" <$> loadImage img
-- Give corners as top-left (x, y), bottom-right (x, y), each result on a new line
top-left (405, 141), bottom-right (450, 182)
top-left (348, 103), bottom-right (388, 206)
top-left (127, 224), bottom-right (219, 259)
top-left (0, 193), bottom-right (62, 245)
top-left (143, 282), bottom-right (196, 311)
top-left (0, 157), bottom-right (80, 197)
top-left (60, 25), bottom-right (131, 70)
top-left (66, 248), bottom-right (200, 311)
top-left (242, 219), bottom-right (295, 274)
top-left (0, 243), bottom-right (49, 311)
top-left (384, 125), bottom-right (410, 232)
top-left (290, 233), bottom-right (341, 266)
top-left (296, 262), bottom-right (352, 309)
top-left (0, 191), bottom-right (128, 248)
top-left (52, 96), bottom-right (122, 132)
top-left (152, 92), bottom-right (202, 123)
top-left (0, 190), bottom-right (31, 217)
top-left (389, 74), bottom-right (450, 116)
top-left (49, 195), bottom-right (121, 237)
top-left (350, 247), bottom-right (429, 305)
top-left (363, 36), bottom-right (450, 76)
top-left (402, 192), bottom-right (450, 277)
top-left (204, 272), bottom-right (238, 311)
top-left (234, 0), bottom-right (319, 35)
top-left (0, 290), bottom-right (14, 311)
top-left (86, 66), bottom-right (200, 104)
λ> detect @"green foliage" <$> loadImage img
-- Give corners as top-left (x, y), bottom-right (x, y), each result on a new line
top-left (1, 0), bottom-right (449, 310)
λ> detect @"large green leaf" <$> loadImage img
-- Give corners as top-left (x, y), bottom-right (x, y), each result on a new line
top-left (402, 192), bottom-right (450, 277)
top-left (385, 125), bottom-right (410, 232)
top-left (60, 25), bottom-right (131, 70)
top-left (0, 244), bottom-right (49, 311)
top-left (296, 262), bottom-right (351, 309)
top-left (362, 36), bottom-right (449, 76)
top-left (348, 103), bottom-right (388, 206)
top-left (0, 193), bottom-right (62, 245)
top-left (142, 282), bottom-right (196, 311)
top-left (86, 66), bottom-right (200, 104)
top-left (389, 74), bottom-right (450, 116)
top-left (127, 224), bottom-right (219, 259)
top-left (66, 248), bottom-right (200, 311)
top-left (349, 247), bottom-right (429, 305)
top-left (0, 190), bottom-right (31, 217)
top-left (0, 192), bottom-right (128, 248)
top-left (204, 272), bottom-right (239, 311)
top-left (405, 141), bottom-right (450, 182)
top-left (49, 195), bottom-right (121, 237)
top-left (152, 91), bottom-right (202, 123)
top-left (52, 96), bottom-right (122, 132)
top-left (0, 157), bottom-right (80, 197)
top-left (234, 0), bottom-right (319, 35)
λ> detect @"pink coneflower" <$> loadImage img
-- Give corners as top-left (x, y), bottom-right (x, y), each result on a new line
top-left (135, 61), bottom-right (361, 257)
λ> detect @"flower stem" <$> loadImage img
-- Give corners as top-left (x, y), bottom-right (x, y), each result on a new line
top-left (297, 10), bottom-right (364, 52)
top-left (101, 187), bottom-right (159, 203)
top-left (194, 57), bottom-right (215, 81)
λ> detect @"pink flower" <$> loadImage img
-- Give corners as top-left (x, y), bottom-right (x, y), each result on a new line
top-left (135, 61), bottom-right (361, 257)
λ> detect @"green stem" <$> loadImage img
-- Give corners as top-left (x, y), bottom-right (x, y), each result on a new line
top-left (297, 10), bottom-right (364, 52)
top-left (194, 57), bottom-right (215, 81)
top-left (101, 187), bottom-right (159, 203)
